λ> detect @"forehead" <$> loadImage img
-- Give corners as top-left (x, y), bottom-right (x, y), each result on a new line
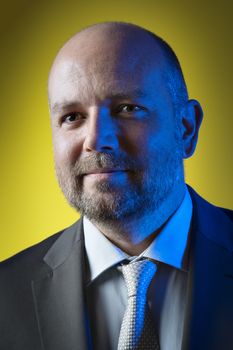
top-left (48, 36), bottom-right (167, 109)
top-left (49, 63), bottom-right (167, 111)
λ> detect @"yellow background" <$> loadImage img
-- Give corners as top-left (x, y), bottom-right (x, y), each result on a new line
top-left (0, 0), bottom-right (232, 261)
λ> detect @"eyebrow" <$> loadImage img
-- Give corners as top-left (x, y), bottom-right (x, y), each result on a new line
top-left (51, 102), bottom-right (79, 115)
top-left (50, 88), bottom-right (148, 115)
top-left (105, 88), bottom-right (148, 100)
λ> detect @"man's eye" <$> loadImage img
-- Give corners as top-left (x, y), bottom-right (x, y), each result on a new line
top-left (62, 113), bottom-right (82, 124)
top-left (117, 104), bottom-right (142, 113)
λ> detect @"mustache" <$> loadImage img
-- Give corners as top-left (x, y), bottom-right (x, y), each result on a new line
top-left (71, 153), bottom-right (141, 176)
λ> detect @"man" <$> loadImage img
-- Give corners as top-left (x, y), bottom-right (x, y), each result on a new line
top-left (0, 21), bottom-right (232, 350)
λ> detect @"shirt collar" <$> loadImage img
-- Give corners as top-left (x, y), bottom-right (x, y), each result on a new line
top-left (84, 217), bottom-right (128, 284)
top-left (84, 186), bottom-right (193, 283)
top-left (139, 187), bottom-right (192, 271)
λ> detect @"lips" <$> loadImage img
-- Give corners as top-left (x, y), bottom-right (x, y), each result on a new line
top-left (83, 169), bottom-right (128, 175)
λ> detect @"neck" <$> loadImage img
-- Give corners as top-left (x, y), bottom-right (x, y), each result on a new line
top-left (92, 183), bottom-right (186, 256)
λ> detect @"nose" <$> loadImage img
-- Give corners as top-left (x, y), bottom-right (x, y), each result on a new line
top-left (83, 106), bottom-right (120, 152)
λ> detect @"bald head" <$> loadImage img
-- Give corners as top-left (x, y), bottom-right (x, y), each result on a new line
top-left (48, 21), bottom-right (188, 113)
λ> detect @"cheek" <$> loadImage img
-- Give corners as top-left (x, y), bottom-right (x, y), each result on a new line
top-left (119, 122), bottom-right (152, 156)
top-left (126, 122), bottom-right (161, 155)
top-left (126, 124), bottom-right (176, 164)
top-left (52, 132), bottom-right (83, 166)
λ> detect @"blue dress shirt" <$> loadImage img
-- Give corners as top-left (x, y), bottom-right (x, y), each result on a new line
top-left (84, 186), bottom-right (193, 350)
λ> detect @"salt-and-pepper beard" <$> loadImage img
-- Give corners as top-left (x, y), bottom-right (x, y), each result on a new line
top-left (54, 143), bottom-right (184, 224)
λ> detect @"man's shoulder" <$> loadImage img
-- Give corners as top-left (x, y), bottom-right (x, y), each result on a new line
top-left (0, 219), bottom-right (82, 279)
top-left (189, 186), bottom-right (232, 218)
top-left (187, 185), bottom-right (233, 251)
top-left (1, 230), bottom-right (60, 262)
top-left (0, 230), bottom-right (62, 284)
top-left (221, 207), bottom-right (233, 222)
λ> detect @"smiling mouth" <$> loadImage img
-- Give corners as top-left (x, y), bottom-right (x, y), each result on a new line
top-left (82, 170), bottom-right (130, 181)
top-left (83, 169), bottom-right (128, 175)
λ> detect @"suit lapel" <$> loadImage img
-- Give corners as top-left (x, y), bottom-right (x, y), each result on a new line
top-left (30, 188), bottom-right (232, 350)
top-left (182, 187), bottom-right (233, 350)
top-left (31, 219), bottom-right (92, 350)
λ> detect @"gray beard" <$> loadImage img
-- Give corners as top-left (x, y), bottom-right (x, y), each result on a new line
top-left (54, 147), bottom-right (184, 225)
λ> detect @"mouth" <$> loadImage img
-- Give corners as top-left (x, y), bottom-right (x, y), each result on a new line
top-left (82, 169), bottom-right (129, 180)
top-left (83, 169), bottom-right (128, 175)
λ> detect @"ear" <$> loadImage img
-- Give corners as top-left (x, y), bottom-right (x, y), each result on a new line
top-left (180, 99), bottom-right (203, 159)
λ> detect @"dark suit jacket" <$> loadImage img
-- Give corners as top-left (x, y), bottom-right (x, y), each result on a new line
top-left (0, 186), bottom-right (232, 350)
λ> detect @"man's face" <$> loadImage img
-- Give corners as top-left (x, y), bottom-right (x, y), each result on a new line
top-left (49, 33), bottom-right (184, 223)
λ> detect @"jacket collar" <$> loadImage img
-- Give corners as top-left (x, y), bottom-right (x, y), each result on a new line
top-left (43, 219), bottom-right (84, 269)
top-left (31, 218), bottom-right (93, 350)
top-left (188, 185), bottom-right (233, 252)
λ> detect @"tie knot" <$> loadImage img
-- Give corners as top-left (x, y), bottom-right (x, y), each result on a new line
top-left (121, 259), bottom-right (157, 298)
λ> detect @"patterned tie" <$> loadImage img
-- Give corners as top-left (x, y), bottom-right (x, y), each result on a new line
top-left (117, 258), bottom-right (160, 350)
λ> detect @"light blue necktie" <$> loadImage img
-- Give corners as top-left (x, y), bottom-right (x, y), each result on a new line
top-left (117, 258), bottom-right (160, 350)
